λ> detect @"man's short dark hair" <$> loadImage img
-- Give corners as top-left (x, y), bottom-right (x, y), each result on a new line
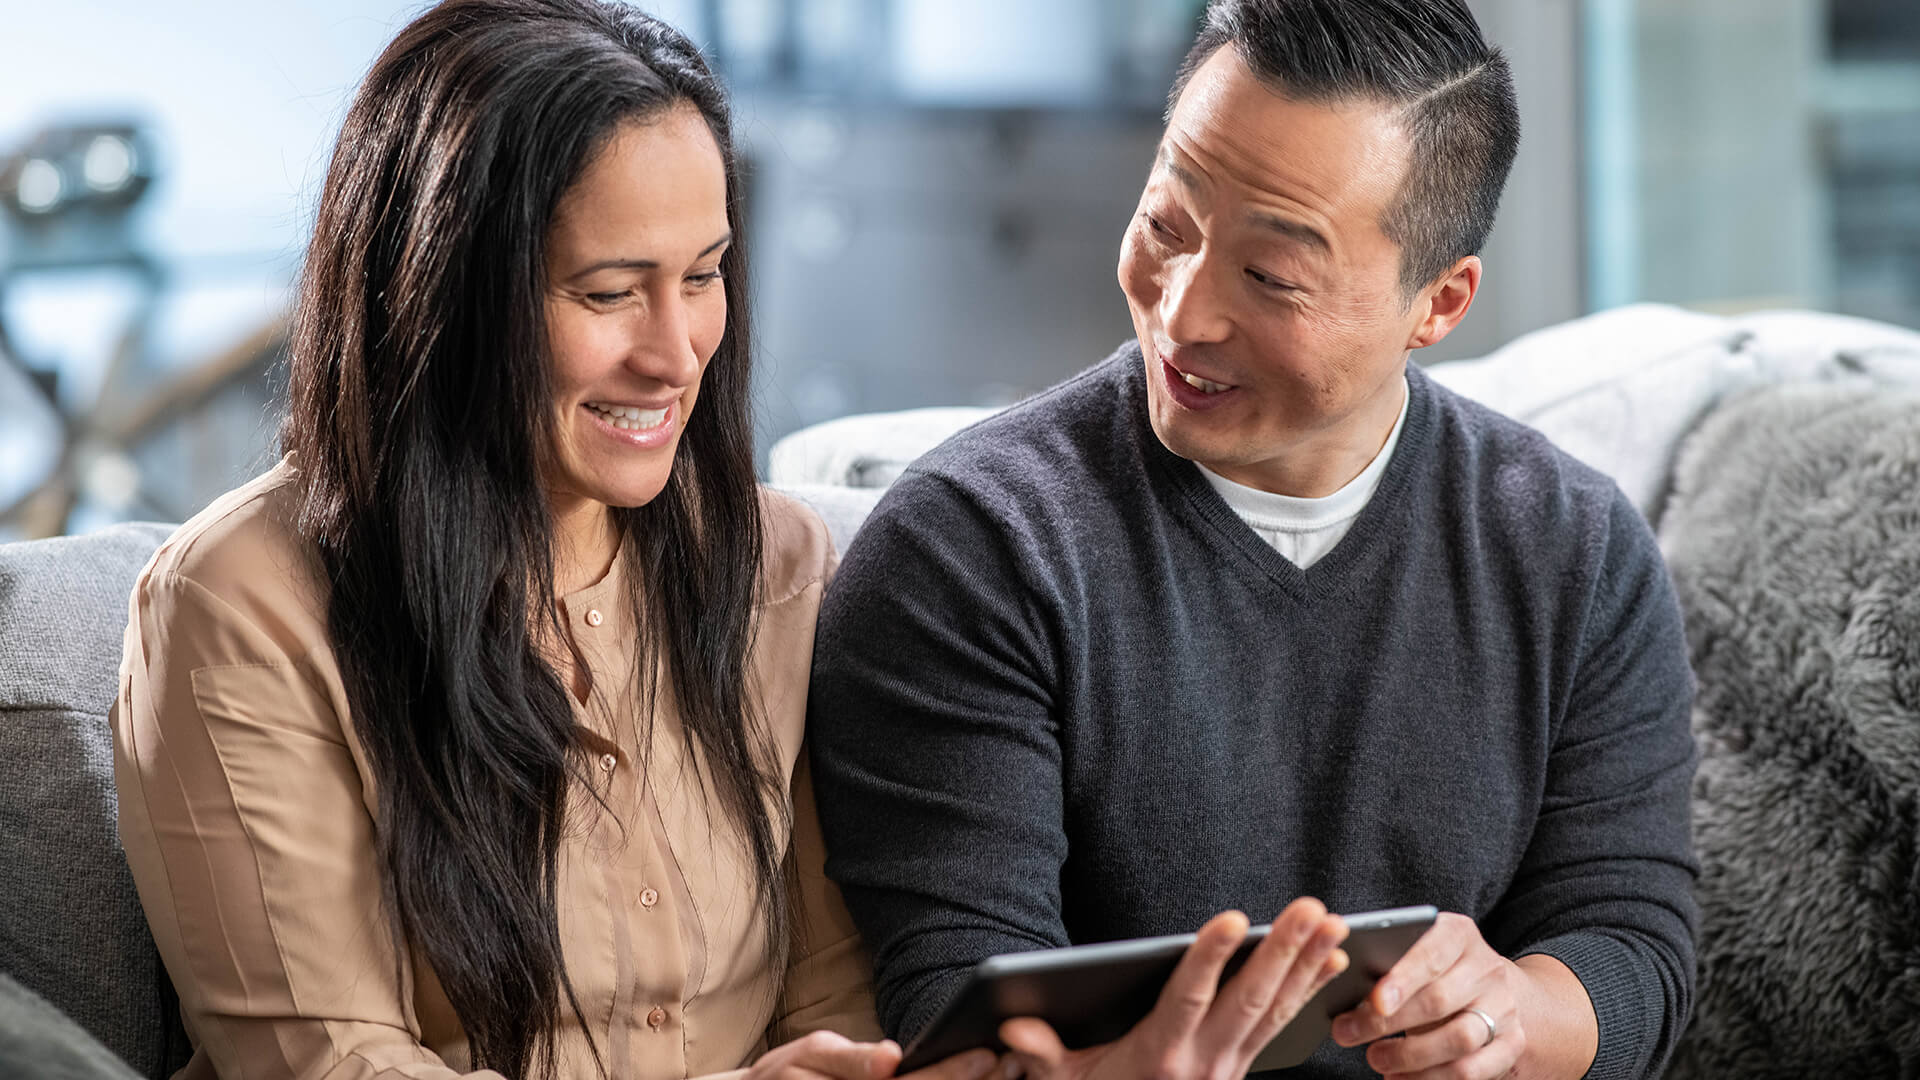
top-left (1169, 0), bottom-right (1520, 300)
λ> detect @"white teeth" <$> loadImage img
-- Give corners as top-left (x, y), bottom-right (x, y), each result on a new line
top-left (1181, 372), bottom-right (1232, 394)
top-left (589, 403), bottom-right (670, 430)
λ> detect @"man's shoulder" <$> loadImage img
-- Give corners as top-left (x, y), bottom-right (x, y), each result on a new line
top-left (1422, 370), bottom-right (1652, 565)
top-left (839, 344), bottom-right (1146, 578)
top-left (908, 342), bottom-right (1144, 504)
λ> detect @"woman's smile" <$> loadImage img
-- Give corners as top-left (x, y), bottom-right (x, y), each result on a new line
top-left (582, 399), bottom-right (678, 449)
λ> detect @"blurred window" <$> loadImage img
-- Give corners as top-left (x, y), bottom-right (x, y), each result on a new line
top-left (1585, 0), bottom-right (1920, 328)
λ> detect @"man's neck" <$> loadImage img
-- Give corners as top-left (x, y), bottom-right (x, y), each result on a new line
top-left (1205, 371), bottom-right (1410, 498)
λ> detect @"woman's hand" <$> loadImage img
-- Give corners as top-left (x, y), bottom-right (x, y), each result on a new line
top-left (998, 899), bottom-right (1351, 1080)
top-left (748, 1031), bottom-right (1004, 1080)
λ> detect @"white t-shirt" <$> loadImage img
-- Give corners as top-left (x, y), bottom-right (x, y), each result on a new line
top-left (1198, 376), bottom-right (1411, 569)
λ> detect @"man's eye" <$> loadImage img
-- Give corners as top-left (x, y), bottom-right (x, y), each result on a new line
top-left (1144, 214), bottom-right (1178, 242)
top-left (1246, 268), bottom-right (1294, 291)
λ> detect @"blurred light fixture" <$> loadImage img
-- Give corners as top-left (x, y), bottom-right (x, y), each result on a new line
top-left (15, 159), bottom-right (63, 214)
top-left (1, 121), bottom-right (155, 222)
top-left (82, 134), bottom-right (136, 193)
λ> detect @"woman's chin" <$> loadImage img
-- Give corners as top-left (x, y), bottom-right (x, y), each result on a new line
top-left (600, 479), bottom-right (672, 510)
top-left (559, 447), bottom-right (679, 511)
top-left (549, 470), bottom-right (673, 513)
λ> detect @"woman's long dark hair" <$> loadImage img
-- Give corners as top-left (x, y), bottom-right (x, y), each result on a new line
top-left (280, 3), bottom-right (782, 1076)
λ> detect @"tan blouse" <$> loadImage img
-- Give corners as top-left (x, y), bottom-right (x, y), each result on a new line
top-left (112, 462), bottom-right (880, 1080)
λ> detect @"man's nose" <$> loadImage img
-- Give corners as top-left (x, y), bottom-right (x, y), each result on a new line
top-left (1160, 252), bottom-right (1232, 345)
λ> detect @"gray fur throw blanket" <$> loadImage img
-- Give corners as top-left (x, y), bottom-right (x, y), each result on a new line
top-left (1659, 384), bottom-right (1920, 1077)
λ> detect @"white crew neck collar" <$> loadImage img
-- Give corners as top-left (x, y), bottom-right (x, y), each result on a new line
top-left (1198, 375), bottom-right (1411, 533)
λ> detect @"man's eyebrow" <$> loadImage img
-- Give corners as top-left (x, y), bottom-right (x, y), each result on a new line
top-left (1158, 148), bottom-right (1330, 254)
top-left (1160, 147), bottom-right (1202, 193)
top-left (1250, 212), bottom-right (1330, 254)
top-left (566, 231), bottom-right (733, 280)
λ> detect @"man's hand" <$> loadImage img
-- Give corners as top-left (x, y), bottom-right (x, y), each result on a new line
top-left (1328, 912), bottom-right (1596, 1080)
top-left (998, 899), bottom-right (1350, 1080)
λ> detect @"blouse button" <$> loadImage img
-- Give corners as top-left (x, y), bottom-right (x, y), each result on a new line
top-left (647, 1006), bottom-right (668, 1029)
top-left (599, 754), bottom-right (617, 773)
top-left (640, 888), bottom-right (659, 908)
top-left (586, 609), bottom-right (604, 627)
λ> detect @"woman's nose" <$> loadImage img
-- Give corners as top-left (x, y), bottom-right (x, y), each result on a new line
top-left (625, 293), bottom-right (704, 388)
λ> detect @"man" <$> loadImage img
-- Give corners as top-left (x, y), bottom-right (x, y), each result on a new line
top-left (808, 2), bottom-right (1697, 1078)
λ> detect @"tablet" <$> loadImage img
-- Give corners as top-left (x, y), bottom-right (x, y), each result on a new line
top-left (896, 906), bottom-right (1438, 1075)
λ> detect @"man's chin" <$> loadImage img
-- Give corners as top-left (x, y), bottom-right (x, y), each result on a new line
top-left (1146, 403), bottom-right (1236, 469)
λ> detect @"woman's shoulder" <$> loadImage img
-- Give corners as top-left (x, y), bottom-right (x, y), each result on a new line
top-left (757, 486), bottom-right (836, 608)
top-left (137, 459), bottom-right (329, 654)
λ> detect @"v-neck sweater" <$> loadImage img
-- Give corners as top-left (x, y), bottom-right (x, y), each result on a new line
top-left (1198, 374), bottom-right (1409, 568)
top-left (809, 341), bottom-right (1699, 1080)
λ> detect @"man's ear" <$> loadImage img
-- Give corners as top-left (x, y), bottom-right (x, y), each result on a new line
top-left (1406, 255), bottom-right (1481, 350)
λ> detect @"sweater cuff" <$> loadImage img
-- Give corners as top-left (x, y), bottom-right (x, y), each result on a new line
top-left (1517, 931), bottom-right (1657, 1080)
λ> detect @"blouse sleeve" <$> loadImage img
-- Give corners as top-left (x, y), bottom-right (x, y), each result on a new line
top-left (764, 747), bottom-right (884, 1048)
top-left (113, 569), bottom-right (506, 1080)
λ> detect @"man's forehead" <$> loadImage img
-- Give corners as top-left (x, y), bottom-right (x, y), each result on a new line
top-left (1155, 143), bottom-right (1333, 254)
top-left (1158, 50), bottom-right (1409, 243)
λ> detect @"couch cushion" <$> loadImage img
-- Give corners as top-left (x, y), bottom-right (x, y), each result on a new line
top-left (775, 484), bottom-right (887, 557)
top-left (768, 406), bottom-right (999, 489)
top-left (1659, 386), bottom-right (1920, 1076)
top-left (0, 522), bottom-right (190, 1079)
top-left (1427, 304), bottom-right (1920, 526)
top-left (0, 973), bottom-right (141, 1080)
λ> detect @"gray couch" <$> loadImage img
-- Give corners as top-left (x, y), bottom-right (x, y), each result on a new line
top-left (4, 306), bottom-right (1918, 1078)
top-left (1, 523), bottom-right (187, 1079)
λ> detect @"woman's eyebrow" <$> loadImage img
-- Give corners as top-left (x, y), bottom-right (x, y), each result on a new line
top-left (566, 231), bottom-right (733, 281)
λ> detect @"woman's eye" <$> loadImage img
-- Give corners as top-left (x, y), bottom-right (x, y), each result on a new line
top-left (586, 290), bottom-right (631, 305)
top-left (687, 271), bottom-right (724, 289)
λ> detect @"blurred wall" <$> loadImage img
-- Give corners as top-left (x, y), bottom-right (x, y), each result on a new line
top-left (1423, 0), bottom-right (1586, 365)
top-left (6, 0), bottom-right (1916, 537)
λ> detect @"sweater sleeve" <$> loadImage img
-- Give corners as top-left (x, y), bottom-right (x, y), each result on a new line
top-left (1488, 492), bottom-right (1700, 1080)
top-left (807, 470), bottom-right (1071, 1042)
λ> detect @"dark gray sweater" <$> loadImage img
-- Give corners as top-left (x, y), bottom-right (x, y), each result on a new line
top-left (808, 343), bottom-right (1698, 1080)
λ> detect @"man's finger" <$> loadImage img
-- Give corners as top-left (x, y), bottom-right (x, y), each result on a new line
top-left (1363, 1005), bottom-right (1519, 1078)
top-left (1237, 912), bottom-right (1349, 1053)
top-left (1200, 898), bottom-right (1344, 1049)
top-left (1369, 912), bottom-right (1472, 1018)
top-left (1371, 957), bottom-right (1491, 1042)
top-left (1146, 910), bottom-right (1252, 1038)
top-left (998, 1018), bottom-right (1068, 1066)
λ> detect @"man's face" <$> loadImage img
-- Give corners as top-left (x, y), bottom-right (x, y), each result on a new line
top-left (1120, 47), bottom-right (1453, 493)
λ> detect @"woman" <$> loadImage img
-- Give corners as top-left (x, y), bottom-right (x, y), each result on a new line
top-left (110, 3), bottom-right (996, 1079)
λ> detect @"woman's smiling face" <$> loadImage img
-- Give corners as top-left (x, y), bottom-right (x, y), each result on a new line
top-left (542, 103), bottom-right (732, 513)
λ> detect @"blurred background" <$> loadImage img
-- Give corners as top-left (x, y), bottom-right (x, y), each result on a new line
top-left (1, 0), bottom-right (1915, 539)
